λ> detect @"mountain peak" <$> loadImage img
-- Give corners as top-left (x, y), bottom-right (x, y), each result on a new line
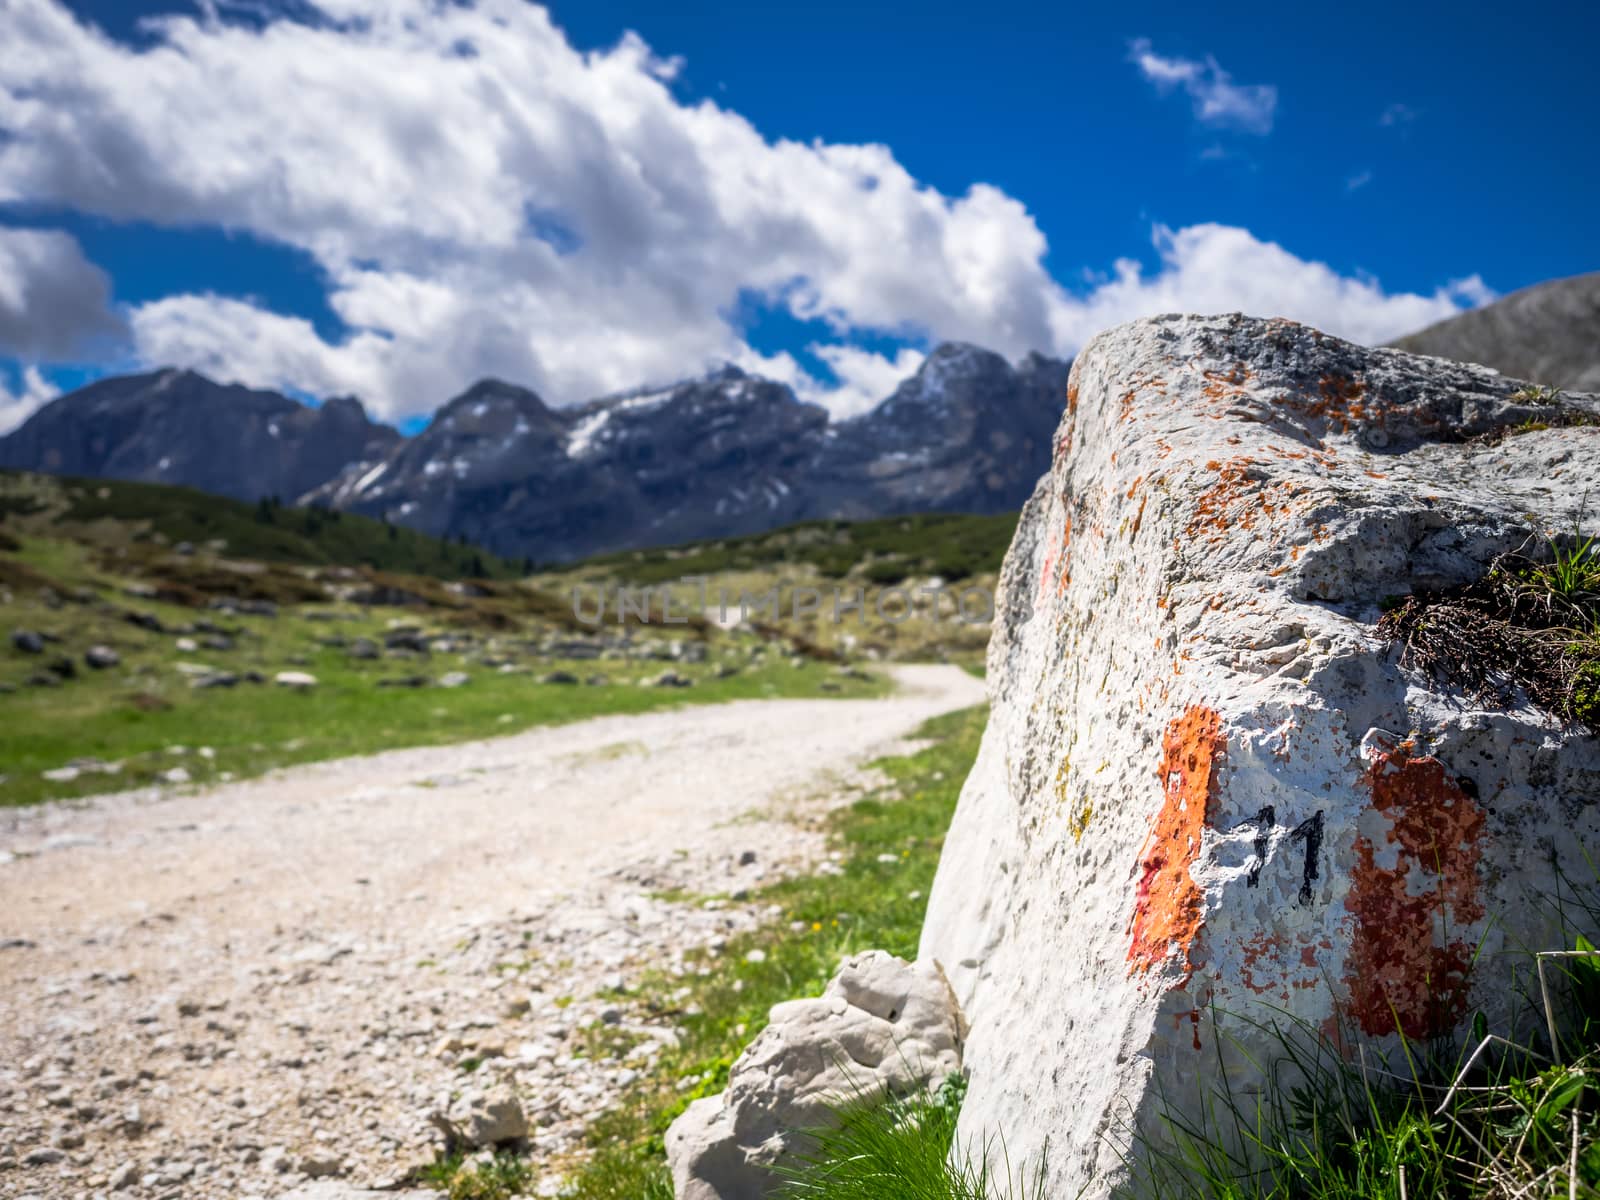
top-left (1, 338), bottom-right (1071, 563)
top-left (446, 377), bottom-right (551, 410)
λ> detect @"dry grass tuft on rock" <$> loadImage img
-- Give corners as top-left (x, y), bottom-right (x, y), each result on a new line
top-left (1379, 530), bottom-right (1600, 730)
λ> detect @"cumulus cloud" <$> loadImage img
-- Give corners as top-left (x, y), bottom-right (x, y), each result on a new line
top-left (0, 226), bottom-right (125, 360)
top-left (0, 2), bottom-right (1484, 420)
top-left (1048, 224), bottom-right (1491, 351)
top-left (0, 365), bottom-right (60, 435)
top-left (808, 344), bottom-right (928, 419)
top-left (1128, 39), bottom-right (1278, 134)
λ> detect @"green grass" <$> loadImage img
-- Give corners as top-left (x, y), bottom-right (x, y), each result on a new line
top-left (0, 613), bottom-right (884, 807)
top-left (1524, 527), bottom-right (1600, 602)
top-left (420, 1150), bottom-right (537, 1200)
top-left (532, 705), bottom-right (987, 1198)
top-left (2, 491), bottom-right (892, 806)
top-left (1126, 932), bottom-right (1600, 1200)
top-left (772, 1073), bottom-right (1048, 1200)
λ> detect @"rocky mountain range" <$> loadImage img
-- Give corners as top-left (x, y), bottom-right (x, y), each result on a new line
top-left (1390, 270), bottom-right (1600, 391)
top-left (0, 344), bottom-right (1069, 562)
top-left (10, 269), bottom-right (1590, 565)
top-left (0, 368), bottom-right (402, 508)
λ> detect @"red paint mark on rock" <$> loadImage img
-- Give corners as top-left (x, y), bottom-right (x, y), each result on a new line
top-left (1172, 1008), bottom-right (1203, 1051)
top-left (1055, 516), bottom-right (1074, 597)
top-left (1128, 706), bottom-right (1225, 980)
top-left (1037, 515), bottom-right (1073, 603)
top-left (1239, 930), bottom-right (1286, 995)
top-left (1343, 747), bottom-right (1486, 1038)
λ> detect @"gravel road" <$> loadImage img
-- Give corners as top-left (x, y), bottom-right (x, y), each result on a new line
top-left (0, 663), bottom-right (985, 1199)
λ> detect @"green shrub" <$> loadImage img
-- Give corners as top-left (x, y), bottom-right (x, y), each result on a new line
top-left (774, 1072), bottom-right (1048, 1200)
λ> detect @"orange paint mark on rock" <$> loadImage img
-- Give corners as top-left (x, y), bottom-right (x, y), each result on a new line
top-left (1037, 543), bottom-right (1059, 604)
top-left (1038, 515), bottom-right (1073, 602)
top-left (1343, 746), bottom-right (1486, 1038)
top-left (1128, 706), bottom-right (1225, 980)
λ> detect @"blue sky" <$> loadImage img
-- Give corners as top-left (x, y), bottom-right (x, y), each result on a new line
top-left (1, 0), bottom-right (1595, 431)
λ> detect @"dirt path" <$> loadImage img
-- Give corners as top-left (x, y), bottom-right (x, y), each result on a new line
top-left (0, 663), bottom-right (985, 1199)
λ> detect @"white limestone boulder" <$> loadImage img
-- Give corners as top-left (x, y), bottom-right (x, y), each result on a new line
top-left (920, 313), bottom-right (1600, 1198)
top-left (665, 950), bottom-right (964, 1200)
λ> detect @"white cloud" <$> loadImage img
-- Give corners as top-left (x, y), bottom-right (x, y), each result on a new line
top-left (1047, 224), bottom-right (1492, 351)
top-left (0, 2), bottom-right (1485, 422)
top-left (807, 344), bottom-right (927, 419)
top-left (1345, 169), bottom-right (1373, 192)
top-left (1, 0), bottom-right (1077, 418)
top-left (1128, 39), bottom-right (1277, 134)
top-left (0, 365), bottom-right (60, 435)
top-left (0, 226), bottom-right (125, 360)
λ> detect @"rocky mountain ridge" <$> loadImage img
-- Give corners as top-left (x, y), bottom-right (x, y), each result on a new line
top-left (1, 345), bottom-right (1070, 562)
top-left (0, 368), bottom-right (402, 511)
top-left (1390, 269), bottom-right (1600, 391)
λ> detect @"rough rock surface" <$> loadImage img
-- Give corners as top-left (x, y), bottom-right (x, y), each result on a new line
top-left (920, 314), bottom-right (1600, 1197)
top-left (666, 951), bottom-right (964, 1200)
top-left (440, 1084), bottom-right (528, 1149)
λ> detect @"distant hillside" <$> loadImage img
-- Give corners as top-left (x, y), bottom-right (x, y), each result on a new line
top-left (550, 510), bottom-right (1021, 588)
top-left (0, 469), bottom-right (523, 580)
top-left (1391, 271), bottom-right (1600, 391)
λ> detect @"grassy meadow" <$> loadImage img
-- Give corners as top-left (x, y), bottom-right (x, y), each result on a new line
top-left (0, 469), bottom-right (907, 807)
